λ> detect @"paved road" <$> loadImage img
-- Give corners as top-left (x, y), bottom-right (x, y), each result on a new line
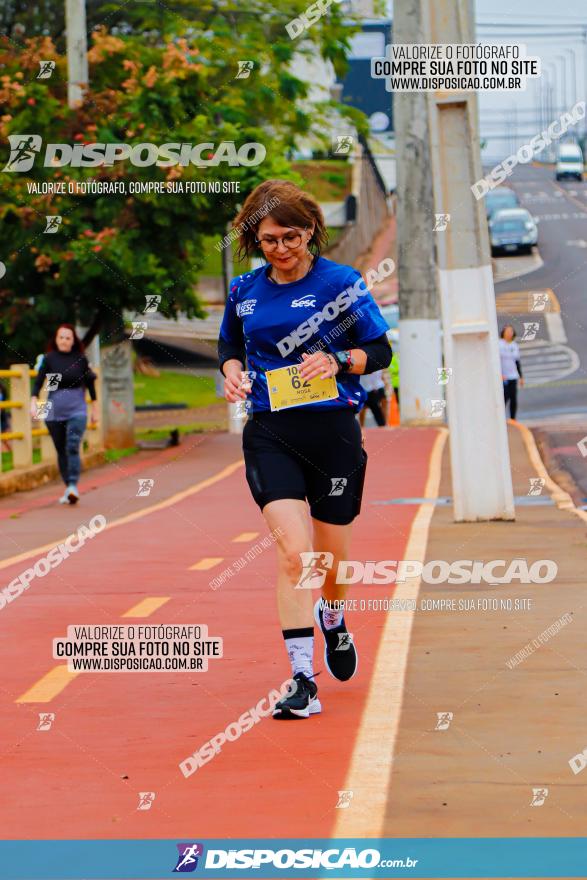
top-left (0, 426), bottom-right (437, 840)
top-left (494, 165), bottom-right (587, 421)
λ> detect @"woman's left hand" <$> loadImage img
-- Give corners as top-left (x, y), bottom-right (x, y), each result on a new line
top-left (519, 377), bottom-right (525, 387)
top-left (89, 402), bottom-right (99, 424)
top-left (298, 351), bottom-right (339, 380)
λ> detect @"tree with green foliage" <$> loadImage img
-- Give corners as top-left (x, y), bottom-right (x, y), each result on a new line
top-left (0, 1), bottom-right (369, 365)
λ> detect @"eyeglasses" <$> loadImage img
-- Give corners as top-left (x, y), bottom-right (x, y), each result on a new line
top-left (255, 227), bottom-right (308, 252)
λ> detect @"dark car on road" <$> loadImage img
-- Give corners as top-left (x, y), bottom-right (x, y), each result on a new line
top-left (489, 208), bottom-right (538, 255)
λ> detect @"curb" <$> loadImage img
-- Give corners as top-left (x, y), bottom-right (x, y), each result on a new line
top-left (513, 421), bottom-right (587, 524)
top-left (0, 450), bottom-right (106, 498)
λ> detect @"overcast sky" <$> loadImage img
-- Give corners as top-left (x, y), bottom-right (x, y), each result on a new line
top-left (388, 0), bottom-right (587, 159)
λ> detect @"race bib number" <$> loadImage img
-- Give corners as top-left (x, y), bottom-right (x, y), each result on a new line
top-left (266, 364), bottom-right (338, 412)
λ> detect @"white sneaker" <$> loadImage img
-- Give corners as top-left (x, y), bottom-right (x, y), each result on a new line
top-left (66, 484), bottom-right (79, 504)
top-left (58, 492), bottom-right (69, 505)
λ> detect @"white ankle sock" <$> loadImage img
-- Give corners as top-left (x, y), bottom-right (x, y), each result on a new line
top-left (282, 627), bottom-right (314, 678)
top-left (321, 600), bottom-right (343, 630)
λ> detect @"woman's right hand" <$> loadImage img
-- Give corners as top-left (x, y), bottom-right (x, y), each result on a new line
top-left (30, 397), bottom-right (38, 419)
top-left (223, 362), bottom-right (251, 403)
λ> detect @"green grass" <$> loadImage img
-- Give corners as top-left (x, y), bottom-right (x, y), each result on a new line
top-left (104, 447), bottom-right (139, 463)
top-left (103, 422), bottom-right (223, 463)
top-left (136, 422), bottom-right (224, 442)
top-left (326, 226), bottom-right (344, 249)
top-left (134, 372), bottom-right (219, 409)
top-left (291, 160), bottom-right (351, 200)
top-left (1, 448), bottom-right (41, 473)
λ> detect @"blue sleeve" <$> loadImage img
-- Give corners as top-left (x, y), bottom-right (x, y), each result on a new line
top-left (346, 271), bottom-right (390, 344)
top-left (218, 283), bottom-right (245, 371)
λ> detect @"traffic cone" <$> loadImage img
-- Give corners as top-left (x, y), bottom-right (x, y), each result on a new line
top-left (388, 391), bottom-right (400, 426)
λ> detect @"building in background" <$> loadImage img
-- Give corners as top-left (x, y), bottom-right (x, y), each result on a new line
top-left (336, 18), bottom-right (393, 136)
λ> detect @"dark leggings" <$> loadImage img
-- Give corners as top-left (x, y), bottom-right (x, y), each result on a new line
top-left (365, 389), bottom-right (387, 427)
top-left (503, 380), bottom-right (518, 420)
top-left (46, 415), bottom-right (87, 485)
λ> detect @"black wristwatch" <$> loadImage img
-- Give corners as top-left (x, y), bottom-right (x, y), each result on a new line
top-left (333, 350), bottom-right (354, 373)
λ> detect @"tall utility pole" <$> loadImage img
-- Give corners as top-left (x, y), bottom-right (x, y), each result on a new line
top-left (66, 0), bottom-right (133, 448)
top-left (65, 0), bottom-right (88, 108)
top-left (423, 0), bottom-right (515, 521)
top-left (394, 0), bottom-right (443, 425)
top-left (555, 54), bottom-right (567, 113)
top-left (564, 48), bottom-right (577, 108)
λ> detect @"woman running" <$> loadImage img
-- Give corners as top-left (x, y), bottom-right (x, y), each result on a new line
top-left (30, 324), bottom-right (98, 504)
top-left (499, 324), bottom-right (524, 421)
top-left (218, 179), bottom-right (392, 719)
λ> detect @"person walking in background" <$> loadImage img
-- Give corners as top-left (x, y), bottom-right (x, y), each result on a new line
top-left (359, 370), bottom-right (387, 427)
top-left (30, 324), bottom-right (98, 504)
top-left (499, 324), bottom-right (524, 421)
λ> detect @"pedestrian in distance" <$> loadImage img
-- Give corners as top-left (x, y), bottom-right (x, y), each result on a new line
top-left (358, 370), bottom-right (387, 427)
top-left (499, 324), bottom-right (524, 421)
top-left (219, 179), bottom-right (392, 719)
top-left (30, 324), bottom-right (99, 504)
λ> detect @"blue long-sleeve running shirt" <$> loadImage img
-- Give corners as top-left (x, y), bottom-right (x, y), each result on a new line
top-left (218, 256), bottom-right (390, 413)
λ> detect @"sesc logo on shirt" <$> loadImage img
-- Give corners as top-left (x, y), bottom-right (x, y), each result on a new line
top-left (291, 295), bottom-right (316, 308)
top-left (236, 299), bottom-right (257, 317)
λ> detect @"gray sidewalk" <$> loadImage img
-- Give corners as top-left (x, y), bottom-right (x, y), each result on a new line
top-left (382, 423), bottom-right (585, 852)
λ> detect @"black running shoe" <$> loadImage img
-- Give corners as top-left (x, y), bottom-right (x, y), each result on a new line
top-left (272, 672), bottom-right (321, 719)
top-left (314, 598), bottom-right (358, 682)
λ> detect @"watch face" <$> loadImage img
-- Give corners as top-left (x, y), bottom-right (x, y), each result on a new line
top-left (336, 351), bottom-right (351, 371)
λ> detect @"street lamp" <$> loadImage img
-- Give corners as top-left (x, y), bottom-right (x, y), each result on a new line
top-left (555, 54), bottom-right (568, 111)
top-left (563, 48), bottom-right (577, 107)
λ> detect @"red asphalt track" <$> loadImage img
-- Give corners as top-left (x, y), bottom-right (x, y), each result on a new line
top-left (0, 426), bottom-right (438, 840)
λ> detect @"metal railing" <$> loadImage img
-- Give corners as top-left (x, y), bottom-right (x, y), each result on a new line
top-left (0, 364), bottom-right (103, 472)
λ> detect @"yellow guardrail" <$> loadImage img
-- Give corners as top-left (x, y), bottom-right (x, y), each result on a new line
top-left (0, 369), bottom-right (38, 378)
top-left (0, 363), bottom-right (102, 469)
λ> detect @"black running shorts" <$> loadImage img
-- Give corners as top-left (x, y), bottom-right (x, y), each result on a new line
top-left (242, 407), bottom-right (368, 525)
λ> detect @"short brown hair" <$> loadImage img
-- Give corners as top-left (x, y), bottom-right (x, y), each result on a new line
top-left (233, 179), bottom-right (328, 261)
